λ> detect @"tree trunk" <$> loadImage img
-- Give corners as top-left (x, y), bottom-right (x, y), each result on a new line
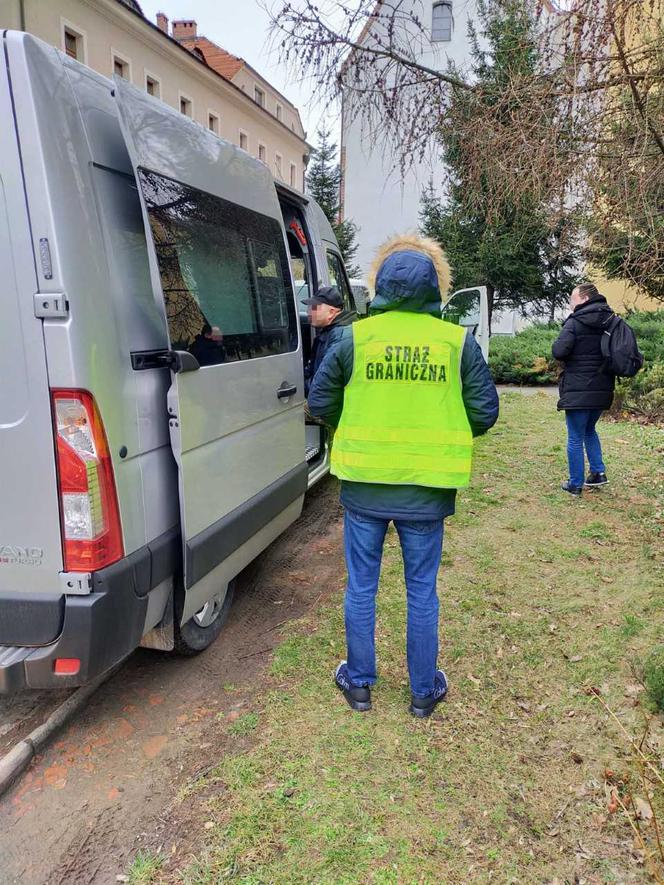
top-left (487, 284), bottom-right (495, 336)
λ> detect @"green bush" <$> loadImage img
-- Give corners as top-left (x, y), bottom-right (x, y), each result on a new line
top-left (644, 645), bottom-right (664, 712)
top-left (614, 361), bottom-right (664, 421)
top-left (626, 310), bottom-right (664, 366)
top-left (489, 324), bottom-right (560, 384)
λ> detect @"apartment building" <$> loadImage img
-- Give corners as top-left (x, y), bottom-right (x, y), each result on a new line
top-left (1, 0), bottom-right (310, 190)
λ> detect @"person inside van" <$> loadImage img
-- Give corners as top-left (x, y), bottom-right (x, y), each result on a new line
top-left (190, 322), bottom-right (225, 366)
top-left (303, 286), bottom-right (355, 395)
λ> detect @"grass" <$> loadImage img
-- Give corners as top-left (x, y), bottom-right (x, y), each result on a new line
top-left (161, 393), bottom-right (663, 884)
top-left (128, 850), bottom-right (165, 885)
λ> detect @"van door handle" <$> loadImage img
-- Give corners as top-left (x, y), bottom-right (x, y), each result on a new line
top-left (277, 384), bottom-right (297, 399)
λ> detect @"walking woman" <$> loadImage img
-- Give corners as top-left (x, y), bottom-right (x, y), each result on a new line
top-left (552, 282), bottom-right (615, 496)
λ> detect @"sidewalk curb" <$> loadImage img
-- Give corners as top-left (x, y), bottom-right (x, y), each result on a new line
top-left (0, 666), bottom-right (120, 798)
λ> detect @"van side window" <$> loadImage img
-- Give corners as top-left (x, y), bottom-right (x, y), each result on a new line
top-left (326, 251), bottom-right (354, 312)
top-left (137, 169), bottom-right (298, 365)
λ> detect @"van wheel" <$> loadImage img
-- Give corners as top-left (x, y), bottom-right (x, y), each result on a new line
top-left (173, 579), bottom-right (235, 656)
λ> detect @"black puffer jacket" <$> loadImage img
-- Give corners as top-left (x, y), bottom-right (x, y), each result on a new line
top-left (552, 294), bottom-right (615, 411)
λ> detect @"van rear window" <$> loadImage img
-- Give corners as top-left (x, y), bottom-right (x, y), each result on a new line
top-left (137, 169), bottom-right (298, 366)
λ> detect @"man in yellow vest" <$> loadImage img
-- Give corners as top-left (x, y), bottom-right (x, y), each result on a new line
top-left (308, 235), bottom-right (499, 717)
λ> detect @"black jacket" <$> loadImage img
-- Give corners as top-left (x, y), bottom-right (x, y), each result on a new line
top-left (552, 294), bottom-right (615, 411)
top-left (307, 249), bottom-right (499, 520)
top-left (303, 309), bottom-right (355, 395)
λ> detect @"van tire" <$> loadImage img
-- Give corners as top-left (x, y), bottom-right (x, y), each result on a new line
top-left (173, 579), bottom-right (235, 656)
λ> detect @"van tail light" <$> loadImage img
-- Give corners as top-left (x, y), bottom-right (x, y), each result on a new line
top-left (51, 390), bottom-right (124, 572)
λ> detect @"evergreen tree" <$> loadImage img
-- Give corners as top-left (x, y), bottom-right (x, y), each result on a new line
top-left (420, 0), bottom-right (578, 328)
top-left (307, 127), bottom-right (361, 277)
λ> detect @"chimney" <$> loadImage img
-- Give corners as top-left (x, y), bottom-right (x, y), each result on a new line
top-left (156, 12), bottom-right (168, 33)
top-left (172, 19), bottom-right (197, 41)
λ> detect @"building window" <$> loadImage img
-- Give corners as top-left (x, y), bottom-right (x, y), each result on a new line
top-left (179, 94), bottom-right (193, 117)
top-left (145, 73), bottom-right (161, 98)
top-left (254, 86), bottom-right (265, 108)
top-left (208, 112), bottom-right (220, 135)
top-left (239, 130), bottom-right (248, 151)
top-left (275, 153), bottom-right (283, 179)
top-left (432, 2), bottom-right (453, 42)
top-left (61, 20), bottom-right (86, 62)
top-left (112, 52), bottom-right (131, 80)
top-left (64, 30), bottom-right (78, 59)
top-left (276, 103), bottom-right (282, 122)
top-left (258, 143), bottom-right (267, 164)
top-left (290, 163), bottom-right (297, 187)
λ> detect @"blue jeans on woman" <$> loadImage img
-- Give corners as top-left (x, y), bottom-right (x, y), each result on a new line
top-left (343, 509), bottom-right (444, 698)
top-left (565, 409), bottom-right (606, 489)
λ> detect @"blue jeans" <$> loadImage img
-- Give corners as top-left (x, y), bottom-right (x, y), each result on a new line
top-left (343, 509), bottom-right (444, 698)
top-left (565, 409), bottom-right (606, 488)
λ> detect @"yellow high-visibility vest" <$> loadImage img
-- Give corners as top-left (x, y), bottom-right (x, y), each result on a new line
top-left (331, 311), bottom-right (473, 488)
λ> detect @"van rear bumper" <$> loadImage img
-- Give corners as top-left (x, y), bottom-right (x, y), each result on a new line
top-left (0, 530), bottom-right (179, 693)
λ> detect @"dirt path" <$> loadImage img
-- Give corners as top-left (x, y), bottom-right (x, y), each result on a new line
top-left (0, 477), bottom-right (344, 885)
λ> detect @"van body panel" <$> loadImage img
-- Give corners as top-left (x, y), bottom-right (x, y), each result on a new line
top-left (113, 79), bottom-right (306, 599)
top-left (8, 34), bottom-right (178, 561)
top-left (0, 32), bottom-right (348, 688)
top-left (181, 497), bottom-right (303, 622)
top-left (0, 36), bottom-right (63, 598)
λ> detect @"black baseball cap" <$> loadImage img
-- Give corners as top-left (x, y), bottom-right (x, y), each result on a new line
top-left (303, 285), bottom-right (344, 308)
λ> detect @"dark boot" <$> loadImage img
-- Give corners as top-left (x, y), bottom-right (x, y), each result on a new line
top-left (409, 670), bottom-right (449, 719)
top-left (335, 662), bottom-right (372, 712)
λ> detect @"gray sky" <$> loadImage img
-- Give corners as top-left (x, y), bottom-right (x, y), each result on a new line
top-left (139, 0), bottom-right (341, 144)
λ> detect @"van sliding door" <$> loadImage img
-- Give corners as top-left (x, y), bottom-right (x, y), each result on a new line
top-left (113, 80), bottom-right (306, 620)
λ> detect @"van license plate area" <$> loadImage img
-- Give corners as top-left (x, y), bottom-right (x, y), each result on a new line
top-left (59, 572), bottom-right (93, 595)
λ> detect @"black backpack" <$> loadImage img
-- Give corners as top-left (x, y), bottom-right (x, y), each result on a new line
top-left (600, 314), bottom-right (644, 378)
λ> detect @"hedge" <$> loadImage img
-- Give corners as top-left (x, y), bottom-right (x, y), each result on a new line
top-left (488, 324), bottom-right (560, 385)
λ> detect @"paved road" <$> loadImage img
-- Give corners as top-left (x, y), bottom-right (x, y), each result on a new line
top-left (497, 384), bottom-right (558, 396)
top-left (0, 478), bottom-right (345, 885)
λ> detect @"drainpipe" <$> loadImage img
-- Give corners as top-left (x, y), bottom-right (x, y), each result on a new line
top-left (19, 0), bottom-right (26, 31)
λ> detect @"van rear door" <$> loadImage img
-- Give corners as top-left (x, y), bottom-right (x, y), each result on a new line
top-left (0, 37), bottom-right (64, 640)
top-left (113, 80), bottom-right (306, 620)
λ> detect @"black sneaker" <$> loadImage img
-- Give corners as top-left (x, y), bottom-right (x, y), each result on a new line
top-left (585, 472), bottom-right (609, 487)
top-left (335, 662), bottom-right (372, 712)
top-left (409, 670), bottom-right (449, 719)
top-left (561, 481), bottom-right (582, 496)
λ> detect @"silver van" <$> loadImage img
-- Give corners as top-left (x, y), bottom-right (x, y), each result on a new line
top-left (0, 31), bottom-right (358, 692)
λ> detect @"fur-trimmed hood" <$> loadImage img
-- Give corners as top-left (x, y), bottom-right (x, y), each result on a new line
top-left (368, 234), bottom-right (451, 316)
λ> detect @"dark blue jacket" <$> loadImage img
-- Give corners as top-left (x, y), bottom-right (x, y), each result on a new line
top-left (308, 250), bottom-right (499, 520)
top-left (303, 309), bottom-right (355, 395)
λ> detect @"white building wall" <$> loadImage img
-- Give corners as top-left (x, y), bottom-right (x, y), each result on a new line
top-left (341, 0), bottom-right (480, 274)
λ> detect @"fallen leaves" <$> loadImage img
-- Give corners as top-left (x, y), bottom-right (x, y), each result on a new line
top-left (633, 796), bottom-right (653, 821)
top-left (563, 652), bottom-right (584, 663)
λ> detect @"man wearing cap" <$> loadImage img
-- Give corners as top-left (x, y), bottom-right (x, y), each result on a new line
top-left (303, 286), bottom-right (355, 395)
top-left (308, 234), bottom-right (499, 718)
